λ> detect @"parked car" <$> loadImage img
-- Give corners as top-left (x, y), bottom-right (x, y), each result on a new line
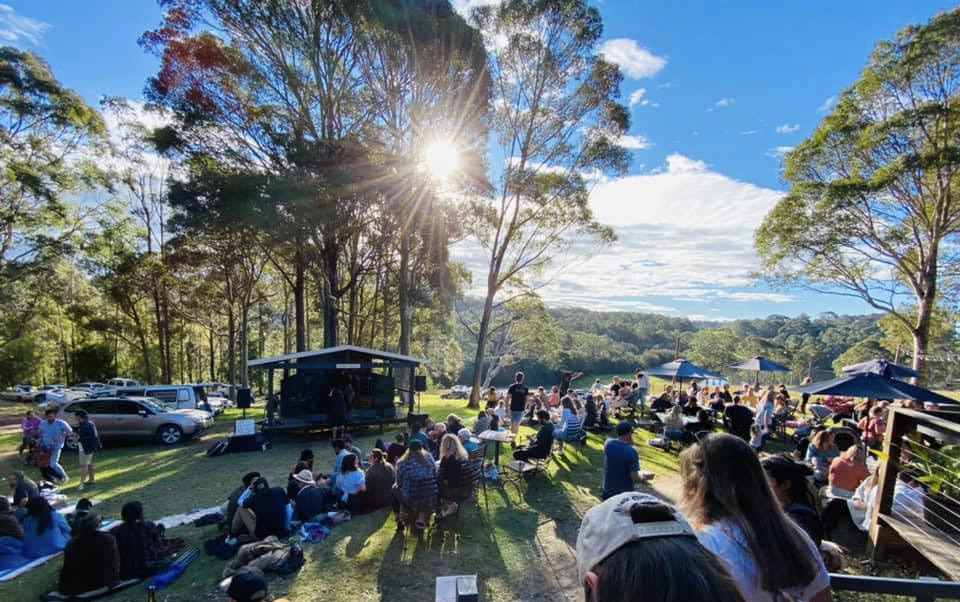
top-left (72, 382), bottom-right (108, 394)
top-left (35, 387), bottom-right (88, 408)
top-left (60, 396), bottom-right (214, 446)
top-left (441, 385), bottom-right (471, 399)
top-left (106, 378), bottom-right (141, 389)
top-left (115, 385), bottom-right (224, 414)
top-left (1, 384), bottom-right (37, 402)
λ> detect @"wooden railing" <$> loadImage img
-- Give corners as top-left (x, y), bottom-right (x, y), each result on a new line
top-left (868, 407), bottom-right (960, 580)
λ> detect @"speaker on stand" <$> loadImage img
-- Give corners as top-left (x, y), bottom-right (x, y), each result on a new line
top-left (414, 374), bottom-right (427, 413)
top-left (237, 387), bottom-right (252, 419)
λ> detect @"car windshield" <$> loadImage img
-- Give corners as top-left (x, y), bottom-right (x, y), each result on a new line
top-left (139, 398), bottom-right (169, 413)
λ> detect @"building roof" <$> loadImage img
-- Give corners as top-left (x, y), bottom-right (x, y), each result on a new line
top-left (247, 344), bottom-right (428, 368)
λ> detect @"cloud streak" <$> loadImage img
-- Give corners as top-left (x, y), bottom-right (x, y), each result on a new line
top-left (775, 123), bottom-right (800, 134)
top-left (0, 3), bottom-right (49, 45)
top-left (599, 38), bottom-right (667, 79)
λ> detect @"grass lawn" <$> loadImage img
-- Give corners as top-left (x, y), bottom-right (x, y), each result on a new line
top-left (0, 394), bottom-right (941, 601)
top-left (0, 395), bottom-right (682, 602)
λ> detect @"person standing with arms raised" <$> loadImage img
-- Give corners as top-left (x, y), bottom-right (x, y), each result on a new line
top-left (507, 372), bottom-right (528, 446)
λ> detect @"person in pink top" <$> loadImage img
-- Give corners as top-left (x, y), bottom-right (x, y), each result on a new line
top-left (18, 410), bottom-right (41, 458)
top-left (857, 405), bottom-right (886, 449)
top-left (828, 445), bottom-right (870, 495)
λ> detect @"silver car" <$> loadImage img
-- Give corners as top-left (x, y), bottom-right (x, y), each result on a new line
top-left (60, 396), bottom-right (214, 446)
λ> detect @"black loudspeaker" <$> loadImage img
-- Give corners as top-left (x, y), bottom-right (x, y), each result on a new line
top-left (236, 387), bottom-right (252, 409)
top-left (414, 375), bottom-right (427, 392)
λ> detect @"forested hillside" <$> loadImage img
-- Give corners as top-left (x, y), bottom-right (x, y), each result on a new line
top-left (452, 302), bottom-right (957, 388)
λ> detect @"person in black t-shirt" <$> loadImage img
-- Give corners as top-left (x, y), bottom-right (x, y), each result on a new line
top-left (723, 395), bottom-right (754, 442)
top-left (233, 478), bottom-right (290, 542)
top-left (506, 371), bottom-right (529, 439)
top-left (513, 412), bottom-right (555, 462)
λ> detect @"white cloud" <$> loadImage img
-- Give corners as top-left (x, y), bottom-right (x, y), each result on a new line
top-left (451, 153), bottom-right (789, 318)
top-left (739, 130), bottom-right (758, 136)
top-left (817, 95), bottom-right (838, 114)
top-left (767, 146), bottom-right (794, 159)
top-left (599, 38), bottom-right (667, 79)
top-left (707, 97), bottom-right (735, 112)
top-left (450, 0), bottom-right (501, 18)
top-left (628, 88), bottom-right (647, 108)
top-left (0, 3), bottom-right (49, 45)
top-left (616, 133), bottom-right (651, 150)
top-left (776, 123), bottom-right (800, 134)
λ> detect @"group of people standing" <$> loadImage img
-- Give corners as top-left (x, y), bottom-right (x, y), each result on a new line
top-left (18, 408), bottom-right (102, 490)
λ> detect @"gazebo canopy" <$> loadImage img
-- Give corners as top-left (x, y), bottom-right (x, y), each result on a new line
top-left (795, 372), bottom-right (956, 405)
top-left (728, 356), bottom-right (790, 373)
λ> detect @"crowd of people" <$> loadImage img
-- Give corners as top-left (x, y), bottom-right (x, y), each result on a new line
top-left (4, 367), bottom-right (942, 602)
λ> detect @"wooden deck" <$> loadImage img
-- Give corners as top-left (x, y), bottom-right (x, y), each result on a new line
top-left (879, 512), bottom-right (960, 580)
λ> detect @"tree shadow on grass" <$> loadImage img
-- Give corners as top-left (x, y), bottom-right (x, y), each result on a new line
top-left (344, 509), bottom-right (389, 557)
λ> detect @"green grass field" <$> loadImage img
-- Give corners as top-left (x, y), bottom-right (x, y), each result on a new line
top-left (0, 395), bottom-right (683, 602)
top-left (0, 393), bottom-right (943, 601)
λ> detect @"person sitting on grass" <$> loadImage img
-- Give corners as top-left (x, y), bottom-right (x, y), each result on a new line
top-left (229, 477), bottom-right (291, 544)
top-left (386, 432), bottom-right (407, 465)
top-left (287, 450), bottom-right (313, 500)
top-left (393, 440), bottom-right (437, 531)
top-left (662, 404), bottom-right (686, 444)
top-left (0, 498), bottom-right (23, 541)
top-left (437, 434), bottom-right (471, 518)
top-left (334, 454), bottom-right (366, 513)
top-left (0, 497), bottom-right (27, 571)
top-left (408, 423), bottom-right (430, 449)
top-left (428, 423), bottom-right (447, 458)
top-left (290, 470), bottom-right (325, 523)
top-left (576, 492), bottom-right (747, 602)
top-left (602, 422), bottom-right (653, 499)
top-left (447, 414), bottom-right (464, 434)
top-left (227, 472), bottom-right (260, 541)
top-left (113, 501), bottom-right (168, 580)
top-left (364, 449), bottom-right (396, 512)
top-left (512, 411), bottom-right (555, 463)
top-left (584, 394), bottom-right (598, 430)
top-left (67, 498), bottom-right (94, 536)
top-left (331, 439), bottom-right (351, 474)
top-left (22, 497), bottom-right (71, 559)
top-left (343, 434), bottom-right (363, 464)
top-left (58, 513), bottom-right (119, 596)
top-left (7, 471), bottom-right (37, 518)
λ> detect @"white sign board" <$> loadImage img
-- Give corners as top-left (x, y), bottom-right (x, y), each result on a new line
top-left (234, 419), bottom-right (256, 436)
top-left (336, 363), bottom-right (362, 369)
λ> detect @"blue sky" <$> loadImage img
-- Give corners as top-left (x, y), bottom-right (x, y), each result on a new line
top-left (3, 0), bottom-right (953, 321)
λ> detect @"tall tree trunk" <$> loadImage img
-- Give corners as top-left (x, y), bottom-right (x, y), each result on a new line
top-left (240, 303), bottom-right (250, 387)
top-left (322, 234), bottom-right (339, 348)
top-left (294, 251), bottom-right (307, 352)
top-left (398, 234), bottom-right (412, 357)
top-left (468, 285), bottom-right (496, 409)
top-left (150, 283), bottom-right (169, 383)
top-left (911, 253), bottom-right (939, 385)
top-left (208, 325), bottom-right (216, 383)
top-left (227, 307), bottom-right (237, 398)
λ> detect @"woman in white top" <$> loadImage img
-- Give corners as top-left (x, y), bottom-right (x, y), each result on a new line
top-left (335, 453), bottom-right (367, 512)
top-left (680, 433), bottom-right (831, 602)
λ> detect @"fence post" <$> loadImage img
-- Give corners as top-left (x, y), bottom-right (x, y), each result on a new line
top-left (867, 407), bottom-right (912, 560)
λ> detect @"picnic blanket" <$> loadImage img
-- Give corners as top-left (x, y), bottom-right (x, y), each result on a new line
top-left (0, 520), bottom-right (118, 583)
top-left (156, 506), bottom-right (222, 529)
top-left (40, 578), bottom-right (141, 601)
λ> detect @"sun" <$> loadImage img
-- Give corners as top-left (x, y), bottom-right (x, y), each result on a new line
top-left (420, 139), bottom-right (461, 182)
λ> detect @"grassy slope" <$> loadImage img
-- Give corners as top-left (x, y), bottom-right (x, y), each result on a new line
top-left (0, 395), bottom-right (679, 602)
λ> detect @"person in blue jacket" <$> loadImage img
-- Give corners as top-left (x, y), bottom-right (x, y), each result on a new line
top-left (21, 497), bottom-right (70, 558)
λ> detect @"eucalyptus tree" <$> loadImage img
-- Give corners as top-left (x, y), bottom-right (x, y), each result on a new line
top-left (756, 9), bottom-right (960, 378)
top-left (461, 0), bottom-right (630, 407)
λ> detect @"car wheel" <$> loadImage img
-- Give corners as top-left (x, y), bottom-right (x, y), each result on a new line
top-left (64, 438), bottom-right (79, 451)
top-left (157, 424), bottom-right (183, 445)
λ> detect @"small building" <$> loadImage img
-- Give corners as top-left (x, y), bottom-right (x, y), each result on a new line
top-left (247, 345), bottom-right (426, 433)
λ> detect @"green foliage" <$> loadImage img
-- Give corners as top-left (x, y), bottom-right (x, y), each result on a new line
top-left (688, 328), bottom-right (739, 373)
top-left (832, 339), bottom-right (893, 374)
top-left (755, 8), bottom-right (960, 375)
top-left (910, 444), bottom-right (960, 498)
top-left (72, 342), bottom-right (115, 383)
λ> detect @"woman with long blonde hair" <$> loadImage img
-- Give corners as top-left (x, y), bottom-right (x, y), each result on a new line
top-left (437, 433), bottom-right (471, 518)
top-left (680, 433), bottom-right (831, 602)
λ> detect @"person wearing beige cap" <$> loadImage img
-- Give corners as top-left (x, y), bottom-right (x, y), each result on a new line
top-left (290, 469), bottom-right (325, 523)
top-left (575, 492), bottom-right (746, 602)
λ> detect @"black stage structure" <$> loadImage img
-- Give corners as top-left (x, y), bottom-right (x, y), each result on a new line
top-left (247, 345), bottom-right (427, 434)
